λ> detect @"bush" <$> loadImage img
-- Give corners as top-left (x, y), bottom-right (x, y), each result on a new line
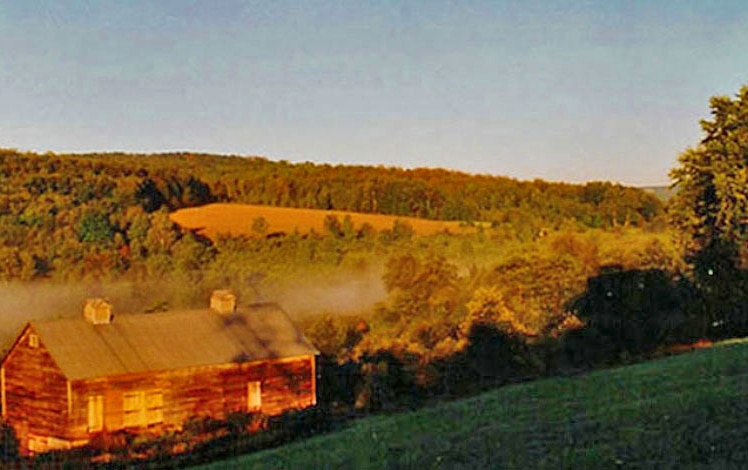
top-left (0, 421), bottom-right (19, 464)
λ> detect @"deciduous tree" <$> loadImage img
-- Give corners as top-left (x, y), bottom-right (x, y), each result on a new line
top-left (670, 84), bottom-right (748, 263)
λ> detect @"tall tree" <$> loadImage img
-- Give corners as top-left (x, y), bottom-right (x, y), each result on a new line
top-left (669, 84), bottom-right (748, 263)
top-left (669, 84), bottom-right (748, 337)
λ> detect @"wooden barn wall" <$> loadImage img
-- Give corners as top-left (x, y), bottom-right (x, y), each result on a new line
top-left (2, 326), bottom-right (70, 448)
top-left (67, 355), bottom-right (315, 440)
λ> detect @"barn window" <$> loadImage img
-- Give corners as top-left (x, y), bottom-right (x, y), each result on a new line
top-left (247, 381), bottom-right (262, 412)
top-left (124, 390), bottom-right (163, 427)
top-left (87, 395), bottom-right (104, 432)
top-left (146, 390), bottom-right (164, 425)
top-left (28, 334), bottom-right (39, 348)
top-left (123, 391), bottom-right (144, 427)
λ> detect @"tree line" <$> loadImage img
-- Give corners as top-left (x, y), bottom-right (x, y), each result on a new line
top-left (0, 148), bottom-right (663, 283)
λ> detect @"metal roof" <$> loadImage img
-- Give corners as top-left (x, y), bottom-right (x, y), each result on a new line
top-left (29, 303), bottom-right (318, 381)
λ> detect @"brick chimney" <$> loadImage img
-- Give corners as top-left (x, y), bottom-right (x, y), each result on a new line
top-left (210, 290), bottom-right (236, 314)
top-left (84, 298), bottom-right (113, 325)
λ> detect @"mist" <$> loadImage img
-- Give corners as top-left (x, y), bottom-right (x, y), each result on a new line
top-left (262, 266), bottom-right (387, 318)
top-left (0, 268), bottom-right (388, 352)
top-left (0, 280), bottom-right (151, 351)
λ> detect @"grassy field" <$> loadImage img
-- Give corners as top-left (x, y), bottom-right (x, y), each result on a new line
top-left (195, 341), bottom-right (748, 469)
top-left (170, 203), bottom-right (474, 240)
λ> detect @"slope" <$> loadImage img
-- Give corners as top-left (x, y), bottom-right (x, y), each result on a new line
top-left (169, 203), bottom-right (474, 240)
top-left (196, 340), bottom-right (748, 469)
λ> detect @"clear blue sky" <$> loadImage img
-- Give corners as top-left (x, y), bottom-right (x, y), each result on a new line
top-left (1, 1), bottom-right (746, 186)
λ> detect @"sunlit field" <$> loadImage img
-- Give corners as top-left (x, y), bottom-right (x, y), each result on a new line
top-left (196, 341), bottom-right (748, 469)
top-left (170, 203), bottom-right (475, 240)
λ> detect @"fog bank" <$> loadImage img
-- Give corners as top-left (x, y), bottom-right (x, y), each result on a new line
top-left (0, 270), bottom-right (387, 351)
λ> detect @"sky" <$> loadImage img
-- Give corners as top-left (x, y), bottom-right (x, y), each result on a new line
top-left (1, 1), bottom-right (747, 186)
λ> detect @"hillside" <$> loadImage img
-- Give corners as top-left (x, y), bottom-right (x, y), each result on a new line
top-left (170, 203), bottom-right (475, 240)
top-left (0, 148), bottom-right (665, 285)
top-left (195, 341), bottom-right (748, 469)
top-left (1, 149), bottom-right (663, 226)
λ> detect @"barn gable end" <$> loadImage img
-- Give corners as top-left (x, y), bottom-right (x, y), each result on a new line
top-left (1, 324), bottom-right (72, 453)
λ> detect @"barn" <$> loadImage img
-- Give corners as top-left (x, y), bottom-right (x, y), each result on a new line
top-left (0, 290), bottom-right (319, 455)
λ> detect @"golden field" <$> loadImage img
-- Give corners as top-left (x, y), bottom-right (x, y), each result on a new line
top-left (170, 203), bottom-right (473, 240)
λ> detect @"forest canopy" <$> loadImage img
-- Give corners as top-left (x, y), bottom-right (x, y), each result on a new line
top-left (0, 148), bottom-right (664, 283)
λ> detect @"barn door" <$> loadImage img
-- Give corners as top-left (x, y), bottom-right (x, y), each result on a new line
top-left (87, 395), bottom-right (104, 432)
top-left (247, 381), bottom-right (262, 412)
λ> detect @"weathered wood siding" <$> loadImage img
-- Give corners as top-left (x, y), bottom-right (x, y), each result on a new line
top-left (67, 355), bottom-right (315, 441)
top-left (3, 323), bottom-right (315, 455)
top-left (2, 326), bottom-right (69, 451)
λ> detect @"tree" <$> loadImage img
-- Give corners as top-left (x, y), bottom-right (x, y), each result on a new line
top-left (463, 287), bottom-right (533, 337)
top-left (669, 84), bottom-right (748, 337)
top-left (135, 178), bottom-right (168, 213)
top-left (79, 212), bottom-right (114, 245)
top-left (251, 216), bottom-right (269, 236)
top-left (669, 84), bottom-right (748, 264)
top-left (567, 268), bottom-right (687, 360)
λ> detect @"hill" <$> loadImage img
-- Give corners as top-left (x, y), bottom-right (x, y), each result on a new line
top-left (0, 148), bottom-right (665, 283)
top-left (0, 148), bottom-right (667, 284)
top-left (195, 340), bottom-right (748, 469)
top-left (170, 203), bottom-right (475, 240)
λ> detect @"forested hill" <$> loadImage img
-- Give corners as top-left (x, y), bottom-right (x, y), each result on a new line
top-left (1, 149), bottom-right (662, 228)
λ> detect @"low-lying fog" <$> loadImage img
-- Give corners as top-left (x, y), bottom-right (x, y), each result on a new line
top-left (0, 269), bottom-right (387, 352)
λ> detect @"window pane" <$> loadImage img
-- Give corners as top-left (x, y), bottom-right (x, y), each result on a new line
top-left (123, 410), bottom-right (143, 427)
top-left (123, 390), bottom-right (163, 427)
top-left (123, 392), bottom-right (142, 411)
top-left (123, 392), bottom-right (145, 427)
top-left (146, 408), bottom-right (163, 425)
top-left (146, 391), bottom-right (164, 425)
top-left (146, 391), bottom-right (163, 408)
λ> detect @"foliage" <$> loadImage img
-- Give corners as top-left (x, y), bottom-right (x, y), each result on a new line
top-left (565, 267), bottom-right (691, 365)
top-left (79, 212), bottom-right (114, 245)
top-left (0, 148), bottom-right (666, 291)
top-left (363, 253), bottom-right (464, 358)
top-left (251, 216), bottom-right (269, 236)
top-left (0, 421), bottom-right (19, 464)
top-left (464, 287), bottom-right (533, 336)
top-left (669, 83), bottom-right (748, 338)
top-left (669, 84), bottom-right (748, 262)
top-left (301, 314), bottom-right (365, 358)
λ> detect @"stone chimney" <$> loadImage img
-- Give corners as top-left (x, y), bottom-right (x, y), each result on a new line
top-left (210, 290), bottom-right (236, 314)
top-left (84, 298), bottom-right (113, 325)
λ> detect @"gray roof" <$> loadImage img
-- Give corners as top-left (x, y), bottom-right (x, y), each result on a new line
top-left (29, 303), bottom-right (318, 381)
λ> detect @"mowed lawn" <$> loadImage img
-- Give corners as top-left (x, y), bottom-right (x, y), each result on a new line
top-left (170, 203), bottom-right (473, 240)
top-left (195, 341), bottom-right (748, 469)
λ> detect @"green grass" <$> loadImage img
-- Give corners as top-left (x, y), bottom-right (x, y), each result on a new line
top-left (195, 342), bottom-right (748, 469)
